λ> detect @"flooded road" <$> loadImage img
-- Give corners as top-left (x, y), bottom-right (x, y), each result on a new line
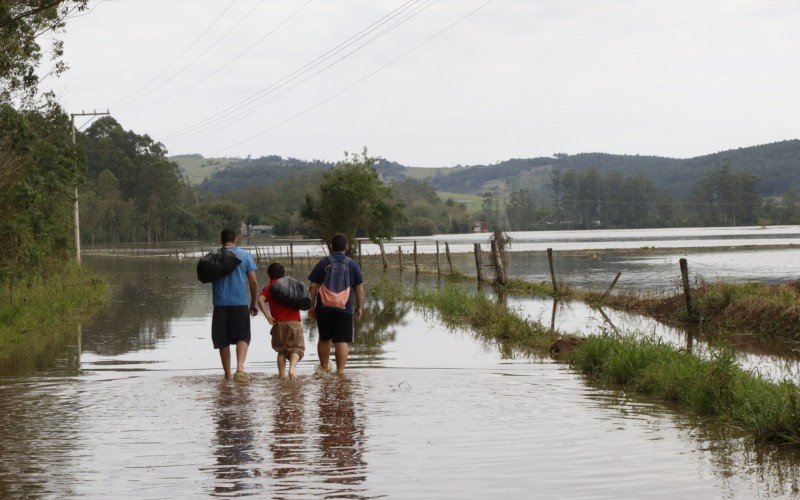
top-left (2, 257), bottom-right (800, 498)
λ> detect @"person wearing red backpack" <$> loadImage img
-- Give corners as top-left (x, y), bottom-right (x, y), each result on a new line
top-left (308, 233), bottom-right (364, 374)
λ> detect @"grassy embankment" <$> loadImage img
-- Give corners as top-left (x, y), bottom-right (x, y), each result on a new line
top-left (503, 273), bottom-right (800, 343)
top-left (372, 277), bottom-right (800, 444)
top-left (0, 264), bottom-right (106, 368)
top-left (571, 280), bottom-right (800, 343)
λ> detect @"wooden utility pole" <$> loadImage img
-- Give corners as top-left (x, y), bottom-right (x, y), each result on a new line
top-left (71, 110), bottom-right (110, 264)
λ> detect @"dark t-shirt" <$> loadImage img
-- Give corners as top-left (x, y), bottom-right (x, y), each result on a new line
top-left (308, 252), bottom-right (363, 314)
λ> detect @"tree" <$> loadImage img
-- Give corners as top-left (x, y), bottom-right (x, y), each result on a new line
top-left (300, 149), bottom-right (403, 253)
top-left (1, 1), bottom-right (88, 104)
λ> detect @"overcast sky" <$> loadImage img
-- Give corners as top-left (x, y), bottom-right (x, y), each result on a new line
top-left (55, 0), bottom-right (800, 167)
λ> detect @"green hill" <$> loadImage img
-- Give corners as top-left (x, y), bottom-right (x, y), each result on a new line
top-left (426, 140), bottom-right (800, 197)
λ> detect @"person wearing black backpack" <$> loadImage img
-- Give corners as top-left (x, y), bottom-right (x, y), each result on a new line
top-left (308, 233), bottom-right (364, 375)
top-left (211, 228), bottom-right (258, 381)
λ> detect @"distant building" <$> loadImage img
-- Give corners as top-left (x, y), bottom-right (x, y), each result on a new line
top-left (248, 224), bottom-right (275, 237)
top-left (473, 221), bottom-right (489, 233)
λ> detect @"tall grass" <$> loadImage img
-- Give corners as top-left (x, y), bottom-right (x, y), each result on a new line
top-left (569, 335), bottom-right (800, 443)
top-left (0, 263), bottom-right (106, 353)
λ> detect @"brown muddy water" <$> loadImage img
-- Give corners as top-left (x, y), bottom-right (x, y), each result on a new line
top-left (2, 257), bottom-right (800, 498)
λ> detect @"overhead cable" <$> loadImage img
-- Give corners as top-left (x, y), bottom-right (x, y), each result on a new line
top-left (109, 0), bottom-right (238, 108)
top-left (207, 0), bottom-right (496, 154)
top-left (167, 0), bottom-right (438, 146)
top-left (158, 0), bottom-right (423, 142)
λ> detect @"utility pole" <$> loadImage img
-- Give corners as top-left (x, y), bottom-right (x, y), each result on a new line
top-left (71, 109), bottom-right (110, 264)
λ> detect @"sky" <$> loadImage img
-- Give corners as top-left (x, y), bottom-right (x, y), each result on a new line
top-left (53, 0), bottom-right (800, 167)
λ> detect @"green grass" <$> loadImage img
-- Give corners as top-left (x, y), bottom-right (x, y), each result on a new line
top-left (582, 281), bottom-right (800, 342)
top-left (404, 166), bottom-right (445, 180)
top-left (569, 335), bottom-right (800, 443)
top-left (169, 155), bottom-right (239, 185)
top-left (0, 264), bottom-right (107, 354)
top-left (435, 190), bottom-right (483, 214)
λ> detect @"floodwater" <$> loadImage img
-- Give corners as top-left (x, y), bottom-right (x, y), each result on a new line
top-left (88, 225), bottom-right (800, 292)
top-left (3, 257), bottom-right (800, 498)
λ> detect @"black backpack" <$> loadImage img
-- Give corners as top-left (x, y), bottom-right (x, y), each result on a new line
top-left (196, 247), bottom-right (242, 284)
top-left (269, 276), bottom-right (312, 310)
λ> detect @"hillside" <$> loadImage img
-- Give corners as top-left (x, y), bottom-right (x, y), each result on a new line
top-left (170, 154), bottom-right (239, 185)
top-left (181, 139), bottom-right (800, 198)
top-left (427, 140), bottom-right (800, 197)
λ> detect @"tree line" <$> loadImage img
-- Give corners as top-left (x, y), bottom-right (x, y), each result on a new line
top-left (475, 163), bottom-right (794, 231)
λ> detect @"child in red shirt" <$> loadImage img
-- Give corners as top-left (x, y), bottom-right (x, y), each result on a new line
top-left (257, 262), bottom-right (304, 379)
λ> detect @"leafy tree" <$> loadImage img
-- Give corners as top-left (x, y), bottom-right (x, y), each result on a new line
top-left (0, 1), bottom-right (88, 104)
top-left (301, 149), bottom-right (402, 253)
top-left (0, 103), bottom-right (77, 279)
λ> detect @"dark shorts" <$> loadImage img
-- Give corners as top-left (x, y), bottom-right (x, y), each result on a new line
top-left (212, 306), bottom-right (251, 349)
top-left (316, 308), bottom-right (354, 343)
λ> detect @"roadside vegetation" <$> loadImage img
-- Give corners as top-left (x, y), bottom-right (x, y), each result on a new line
top-left (372, 277), bottom-right (800, 445)
top-left (0, 264), bottom-right (106, 357)
top-left (580, 281), bottom-right (800, 343)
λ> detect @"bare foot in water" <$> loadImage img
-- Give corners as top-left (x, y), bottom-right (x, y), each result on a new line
top-left (288, 369), bottom-right (297, 380)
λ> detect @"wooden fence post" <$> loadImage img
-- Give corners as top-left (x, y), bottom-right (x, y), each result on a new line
top-left (599, 271), bottom-right (622, 305)
top-left (679, 258), bottom-right (695, 320)
top-left (445, 242), bottom-right (453, 274)
top-left (379, 240), bottom-right (388, 269)
top-left (547, 248), bottom-right (558, 295)
top-left (435, 241), bottom-right (441, 276)
top-left (413, 241), bottom-right (419, 275)
top-left (397, 247), bottom-right (403, 272)
top-left (289, 242), bottom-right (294, 266)
top-left (358, 240), bottom-right (363, 266)
top-left (474, 243), bottom-right (485, 283)
top-left (490, 238), bottom-right (507, 285)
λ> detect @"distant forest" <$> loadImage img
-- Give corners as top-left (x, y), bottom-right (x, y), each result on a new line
top-left (72, 126), bottom-right (800, 245)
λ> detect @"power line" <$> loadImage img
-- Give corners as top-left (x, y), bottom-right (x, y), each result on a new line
top-left (120, 0), bottom-right (314, 111)
top-left (109, 0), bottom-right (238, 108)
top-left (158, 0), bottom-right (424, 143)
top-left (167, 0), bottom-right (439, 146)
top-left (117, 0), bottom-right (265, 109)
top-left (206, 0), bottom-right (496, 154)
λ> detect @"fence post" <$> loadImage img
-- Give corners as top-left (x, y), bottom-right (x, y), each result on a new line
top-left (397, 247), bottom-right (403, 272)
top-left (413, 241), bottom-right (419, 275)
top-left (435, 241), bottom-right (441, 276)
top-left (679, 258), bottom-right (695, 320)
top-left (599, 271), bottom-right (622, 305)
top-left (547, 248), bottom-right (558, 295)
top-left (474, 243), bottom-right (485, 283)
top-left (445, 242), bottom-right (453, 274)
top-left (289, 242), bottom-right (294, 266)
top-left (358, 240), bottom-right (363, 266)
top-left (490, 238), bottom-right (507, 285)
top-left (379, 240), bottom-right (388, 269)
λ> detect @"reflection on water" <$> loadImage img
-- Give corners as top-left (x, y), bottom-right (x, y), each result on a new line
top-left (269, 380), bottom-right (306, 487)
top-left (5, 256), bottom-right (800, 497)
top-left (210, 382), bottom-right (262, 497)
top-left (316, 377), bottom-right (366, 489)
top-left (82, 258), bottom-right (198, 355)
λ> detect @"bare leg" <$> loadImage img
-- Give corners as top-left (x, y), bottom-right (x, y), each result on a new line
top-left (318, 339), bottom-right (332, 371)
top-left (334, 342), bottom-right (349, 374)
top-left (235, 340), bottom-right (248, 373)
top-left (288, 353), bottom-right (300, 379)
top-left (277, 353), bottom-right (286, 379)
top-left (219, 346), bottom-right (232, 380)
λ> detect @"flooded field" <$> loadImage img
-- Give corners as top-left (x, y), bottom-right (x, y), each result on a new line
top-left (3, 256), bottom-right (800, 498)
